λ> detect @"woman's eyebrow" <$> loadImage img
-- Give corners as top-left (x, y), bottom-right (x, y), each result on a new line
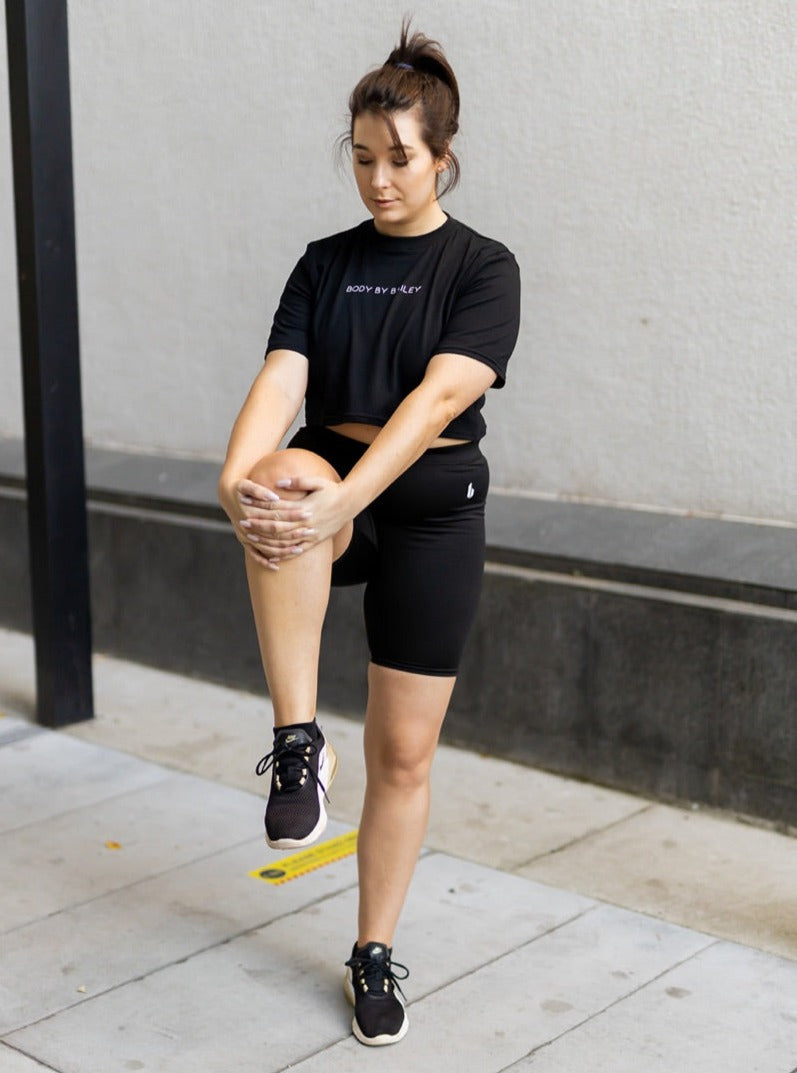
top-left (352, 141), bottom-right (413, 153)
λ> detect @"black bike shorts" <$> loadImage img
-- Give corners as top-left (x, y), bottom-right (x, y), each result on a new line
top-left (287, 426), bottom-right (489, 677)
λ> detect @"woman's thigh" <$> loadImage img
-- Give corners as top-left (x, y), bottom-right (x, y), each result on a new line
top-left (363, 507), bottom-right (485, 676)
top-left (365, 443), bottom-right (489, 677)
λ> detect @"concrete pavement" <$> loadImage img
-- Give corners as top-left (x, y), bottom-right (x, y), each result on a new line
top-left (1, 625), bottom-right (796, 1071)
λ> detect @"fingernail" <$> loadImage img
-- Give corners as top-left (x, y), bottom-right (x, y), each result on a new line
top-left (239, 520), bottom-right (251, 529)
top-left (238, 495), bottom-right (252, 505)
top-left (264, 491), bottom-right (280, 501)
top-left (275, 479), bottom-right (291, 488)
top-left (246, 534), bottom-right (260, 543)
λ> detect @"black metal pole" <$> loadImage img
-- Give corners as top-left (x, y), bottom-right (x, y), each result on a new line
top-left (5, 0), bottom-right (93, 726)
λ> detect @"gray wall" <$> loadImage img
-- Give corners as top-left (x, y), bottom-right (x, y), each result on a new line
top-left (1, 1), bottom-right (796, 522)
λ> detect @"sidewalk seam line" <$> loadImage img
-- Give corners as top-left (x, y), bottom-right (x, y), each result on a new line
top-left (0, 832), bottom-right (271, 939)
top-left (0, 768), bottom-right (173, 839)
top-left (412, 902), bottom-right (602, 1004)
top-left (0, 1039), bottom-right (61, 1071)
top-left (511, 802), bottom-right (654, 870)
top-left (3, 878), bottom-right (360, 1037)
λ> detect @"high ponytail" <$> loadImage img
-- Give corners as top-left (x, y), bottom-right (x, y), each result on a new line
top-left (345, 20), bottom-right (461, 195)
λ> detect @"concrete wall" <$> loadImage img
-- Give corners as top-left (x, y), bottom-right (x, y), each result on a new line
top-left (1, 1), bottom-right (795, 522)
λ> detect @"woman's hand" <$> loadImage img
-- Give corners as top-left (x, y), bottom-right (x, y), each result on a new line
top-left (268, 475), bottom-right (354, 552)
top-left (233, 474), bottom-right (352, 567)
top-left (219, 475), bottom-right (314, 571)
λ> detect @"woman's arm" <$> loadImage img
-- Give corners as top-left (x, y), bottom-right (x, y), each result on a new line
top-left (263, 353), bottom-right (496, 556)
top-left (219, 351), bottom-right (306, 492)
top-left (341, 352), bottom-right (496, 512)
top-left (218, 349), bottom-right (309, 556)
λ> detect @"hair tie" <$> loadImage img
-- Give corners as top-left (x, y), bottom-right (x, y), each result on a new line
top-left (395, 61), bottom-right (414, 71)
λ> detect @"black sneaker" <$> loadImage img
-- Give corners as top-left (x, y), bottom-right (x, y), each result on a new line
top-left (344, 941), bottom-right (409, 1046)
top-left (255, 725), bottom-right (337, 849)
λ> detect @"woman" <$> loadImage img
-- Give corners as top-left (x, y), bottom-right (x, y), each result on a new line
top-left (219, 23), bottom-right (520, 1047)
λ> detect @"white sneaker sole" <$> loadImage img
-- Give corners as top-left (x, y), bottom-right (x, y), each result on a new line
top-left (343, 968), bottom-right (409, 1046)
top-left (265, 741), bottom-right (338, 850)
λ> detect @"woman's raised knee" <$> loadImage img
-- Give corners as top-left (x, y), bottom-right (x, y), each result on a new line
top-left (248, 447), bottom-right (342, 495)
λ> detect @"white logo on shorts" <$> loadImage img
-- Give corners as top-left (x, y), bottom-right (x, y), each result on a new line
top-left (466, 482), bottom-right (475, 499)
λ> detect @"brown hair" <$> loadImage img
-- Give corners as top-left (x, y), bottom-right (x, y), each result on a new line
top-left (344, 20), bottom-right (461, 196)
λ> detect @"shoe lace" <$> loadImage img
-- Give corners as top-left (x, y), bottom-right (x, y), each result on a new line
top-left (255, 737), bottom-right (329, 800)
top-left (345, 950), bottom-right (409, 1000)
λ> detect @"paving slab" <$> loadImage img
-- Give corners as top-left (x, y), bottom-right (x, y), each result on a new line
top-left (0, 822), bottom-right (359, 1034)
top-left (73, 652), bottom-right (273, 798)
top-left (520, 804), bottom-right (797, 959)
top-left (0, 727), bottom-right (168, 834)
top-left (0, 1045), bottom-right (55, 1072)
top-left (290, 905), bottom-right (713, 1073)
top-left (6, 917), bottom-right (352, 1073)
top-left (0, 715), bottom-right (41, 746)
top-left (5, 855), bottom-right (593, 1073)
top-left (509, 941), bottom-right (797, 1072)
top-left (425, 748), bottom-right (648, 870)
top-left (0, 770), bottom-right (261, 932)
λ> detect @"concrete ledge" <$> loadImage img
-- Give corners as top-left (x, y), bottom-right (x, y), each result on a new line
top-left (2, 438), bottom-right (797, 826)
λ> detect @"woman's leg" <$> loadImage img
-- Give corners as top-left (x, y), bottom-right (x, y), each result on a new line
top-left (245, 447), bottom-right (353, 849)
top-left (343, 664), bottom-right (454, 1046)
top-left (244, 448), bottom-right (352, 728)
top-left (356, 663), bottom-right (456, 945)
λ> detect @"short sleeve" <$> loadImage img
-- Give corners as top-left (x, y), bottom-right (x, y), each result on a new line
top-left (265, 247), bottom-right (315, 358)
top-left (433, 247), bottom-right (520, 387)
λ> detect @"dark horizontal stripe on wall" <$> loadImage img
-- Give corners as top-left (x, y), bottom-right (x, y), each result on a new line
top-left (2, 438), bottom-right (796, 605)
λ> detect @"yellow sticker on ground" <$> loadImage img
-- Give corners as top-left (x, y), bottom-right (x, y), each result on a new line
top-left (250, 829), bottom-right (358, 885)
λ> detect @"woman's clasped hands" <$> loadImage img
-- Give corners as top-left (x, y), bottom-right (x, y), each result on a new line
top-left (234, 474), bottom-right (351, 571)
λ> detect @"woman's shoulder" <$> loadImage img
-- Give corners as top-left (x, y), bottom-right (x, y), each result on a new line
top-left (444, 216), bottom-right (517, 264)
top-left (441, 219), bottom-right (520, 295)
top-left (301, 220), bottom-right (372, 260)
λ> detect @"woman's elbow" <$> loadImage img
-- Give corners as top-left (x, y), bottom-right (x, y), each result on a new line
top-left (430, 390), bottom-right (460, 433)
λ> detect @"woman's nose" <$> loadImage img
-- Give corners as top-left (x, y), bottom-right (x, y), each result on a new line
top-left (370, 163), bottom-right (390, 189)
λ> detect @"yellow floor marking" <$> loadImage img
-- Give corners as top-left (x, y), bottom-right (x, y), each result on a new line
top-left (250, 829), bottom-right (358, 885)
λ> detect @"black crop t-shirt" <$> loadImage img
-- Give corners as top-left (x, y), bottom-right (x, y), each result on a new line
top-left (265, 215), bottom-right (521, 441)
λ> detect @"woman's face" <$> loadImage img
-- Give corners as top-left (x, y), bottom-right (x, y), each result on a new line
top-left (352, 108), bottom-right (446, 236)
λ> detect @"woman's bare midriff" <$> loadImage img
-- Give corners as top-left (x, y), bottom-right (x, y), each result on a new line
top-left (327, 422), bottom-right (469, 448)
